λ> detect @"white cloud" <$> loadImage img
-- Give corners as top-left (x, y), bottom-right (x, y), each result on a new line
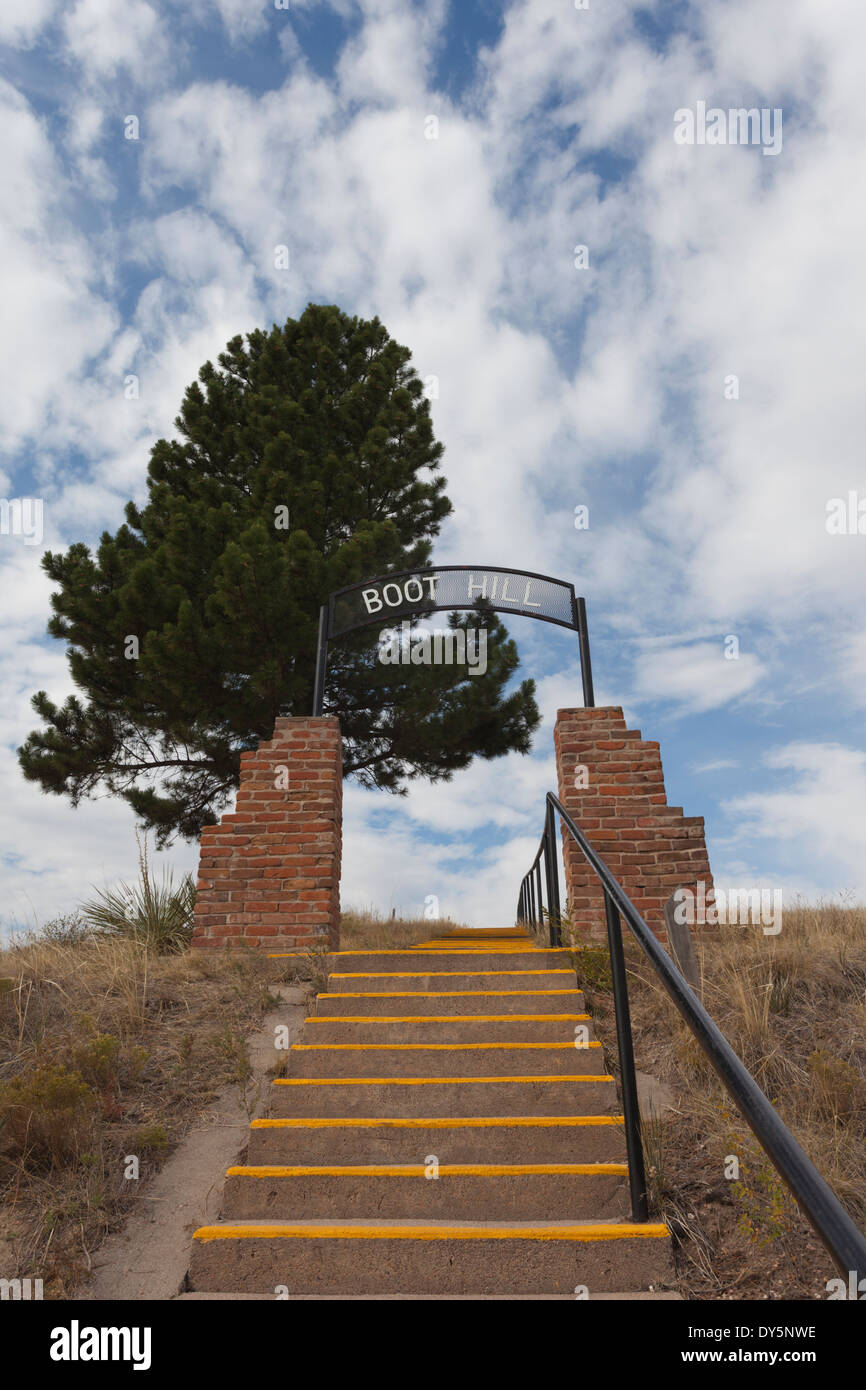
top-left (341, 782), bottom-right (543, 928)
top-left (6, 0), bottom-right (866, 926)
top-left (213, 0), bottom-right (270, 45)
top-left (723, 742), bottom-right (866, 899)
top-left (0, 0), bottom-right (61, 46)
top-left (62, 0), bottom-right (171, 81)
top-left (632, 641), bottom-right (765, 713)
top-left (0, 81), bottom-right (118, 455)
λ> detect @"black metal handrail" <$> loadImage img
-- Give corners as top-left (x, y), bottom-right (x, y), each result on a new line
top-left (518, 790), bottom-right (866, 1282)
top-left (519, 799), bottom-right (563, 950)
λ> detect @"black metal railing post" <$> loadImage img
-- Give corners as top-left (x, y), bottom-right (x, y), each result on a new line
top-left (512, 789), bottom-right (866, 1276)
top-left (576, 596), bottom-right (595, 708)
top-left (542, 828), bottom-right (555, 948)
top-left (603, 888), bottom-right (649, 1223)
top-left (312, 605), bottom-right (328, 716)
top-left (535, 860), bottom-right (544, 935)
top-left (544, 799), bottom-right (562, 946)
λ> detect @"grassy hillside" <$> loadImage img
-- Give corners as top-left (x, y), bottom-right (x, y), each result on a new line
top-left (0, 906), bottom-right (452, 1297)
top-left (561, 901), bottom-right (866, 1299)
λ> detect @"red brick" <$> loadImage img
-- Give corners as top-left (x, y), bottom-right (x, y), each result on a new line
top-left (191, 716), bottom-right (342, 953)
top-left (555, 706), bottom-right (714, 945)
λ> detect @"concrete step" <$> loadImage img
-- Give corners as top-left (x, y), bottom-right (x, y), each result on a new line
top-left (221, 1163), bottom-right (630, 1221)
top-left (176, 1290), bottom-right (683, 1300)
top-left (286, 1041), bottom-right (608, 1078)
top-left (246, 1115), bottom-right (628, 1166)
top-left (315, 989), bottom-right (586, 1016)
top-left (272, 949), bottom-right (574, 972)
top-left (299, 1013), bottom-right (591, 1043)
top-left (326, 969), bottom-right (576, 993)
top-left (268, 1074), bottom-right (618, 1117)
top-left (189, 1219), bottom-right (675, 1295)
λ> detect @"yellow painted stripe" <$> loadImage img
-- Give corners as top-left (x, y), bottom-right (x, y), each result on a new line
top-left (303, 1014), bottom-right (592, 1024)
top-left (270, 948), bottom-right (569, 957)
top-left (251, 1115), bottom-right (624, 1129)
top-left (321, 990), bottom-right (583, 999)
top-left (227, 1163), bottom-right (628, 1178)
top-left (329, 970), bottom-right (574, 979)
top-left (193, 1223), bottom-right (670, 1243)
top-left (291, 1041), bottom-right (601, 1051)
top-left (270, 951), bottom-right (568, 960)
top-left (273, 1074), bottom-right (613, 1086)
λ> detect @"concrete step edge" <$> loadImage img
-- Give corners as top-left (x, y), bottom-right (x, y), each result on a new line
top-left (250, 1115), bottom-right (626, 1128)
top-left (226, 1162), bottom-right (629, 1177)
top-left (273, 1074), bottom-right (613, 1086)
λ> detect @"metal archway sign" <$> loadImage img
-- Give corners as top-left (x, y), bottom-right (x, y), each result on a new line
top-left (312, 564), bottom-right (595, 713)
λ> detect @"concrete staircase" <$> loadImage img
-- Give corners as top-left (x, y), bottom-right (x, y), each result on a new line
top-left (188, 927), bottom-right (676, 1297)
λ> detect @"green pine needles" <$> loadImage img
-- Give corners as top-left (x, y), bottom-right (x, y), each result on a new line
top-left (19, 304), bottom-right (539, 843)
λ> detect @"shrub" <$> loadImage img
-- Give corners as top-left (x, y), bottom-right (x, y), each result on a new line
top-left (39, 913), bottom-right (94, 946)
top-left (127, 1123), bottom-right (169, 1153)
top-left (808, 1050), bottom-right (866, 1131)
top-left (0, 1062), bottom-right (96, 1167)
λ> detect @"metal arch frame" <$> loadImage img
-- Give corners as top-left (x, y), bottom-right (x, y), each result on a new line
top-left (329, 565), bottom-right (581, 637)
top-left (312, 564), bottom-right (595, 713)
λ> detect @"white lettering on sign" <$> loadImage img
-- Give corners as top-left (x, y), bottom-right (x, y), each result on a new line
top-left (362, 588), bottom-right (383, 614)
top-left (467, 573), bottom-right (490, 600)
top-left (466, 572), bottom-right (542, 609)
top-left (361, 575), bottom-right (440, 615)
top-left (360, 572), bottom-right (552, 621)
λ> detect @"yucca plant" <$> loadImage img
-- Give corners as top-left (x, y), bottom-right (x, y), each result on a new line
top-left (80, 831), bottom-right (196, 954)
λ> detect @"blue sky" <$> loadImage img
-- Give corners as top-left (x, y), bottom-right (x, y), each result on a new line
top-left (2, 0), bottom-right (866, 931)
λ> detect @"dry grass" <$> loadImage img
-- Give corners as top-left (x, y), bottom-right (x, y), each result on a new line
top-left (0, 905), bottom-right (466, 1296)
top-left (15, 894), bottom-right (854, 1301)
top-left (576, 900), bottom-right (866, 1299)
top-left (339, 904), bottom-right (468, 949)
top-left (0, 931), bottom-right (287, 1296)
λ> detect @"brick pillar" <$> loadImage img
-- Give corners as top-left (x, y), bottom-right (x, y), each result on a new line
top-left (553, 706), bottom-right (713, 943)
top-left (190, 716), bottom-right (342, 953)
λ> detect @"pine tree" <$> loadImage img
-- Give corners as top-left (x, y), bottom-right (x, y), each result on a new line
top-left (19, 304), bottom-right (540, 843)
